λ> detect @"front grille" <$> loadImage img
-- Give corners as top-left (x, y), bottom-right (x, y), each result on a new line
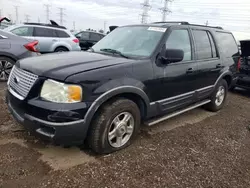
top-left (8, 66), bottom-right (38, 99)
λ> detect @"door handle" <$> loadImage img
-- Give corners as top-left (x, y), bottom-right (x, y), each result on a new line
top-left (216, 64), bottom-right (222, 68)
top-left (186, 68), bottom-right (193, 73)
top-left (52, 39), bottom-right (58, 42)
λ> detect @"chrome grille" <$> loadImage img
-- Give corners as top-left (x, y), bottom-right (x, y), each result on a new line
top-left (8, 66), bottom-right (38, 100)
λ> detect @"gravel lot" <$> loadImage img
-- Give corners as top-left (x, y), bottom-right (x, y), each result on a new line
top-left (1, 82), bottom-right (250, 188)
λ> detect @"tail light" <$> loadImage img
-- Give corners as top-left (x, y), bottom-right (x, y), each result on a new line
top-left (237, 57), bottom-right (241, 72)
top-left (24, 40), bottom-right (39, 52)
top-left (73, 38), bottom-right (79, 43)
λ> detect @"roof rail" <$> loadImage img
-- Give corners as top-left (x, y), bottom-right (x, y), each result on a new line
top-left (152, 21), bottom-right (190, 25)
top-left (151, 21), bottom-right (223, 30)
top-left (23, 20), bottom-right (66, 29)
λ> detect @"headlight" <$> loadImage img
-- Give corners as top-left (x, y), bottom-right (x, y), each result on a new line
top-left (40, 79), bottom-right (82, 103)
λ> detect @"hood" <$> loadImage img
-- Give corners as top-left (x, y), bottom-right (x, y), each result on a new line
top-left (240, 40), bottom-right (250, 57)
top-left (16, 51), bottom-right (133, 81)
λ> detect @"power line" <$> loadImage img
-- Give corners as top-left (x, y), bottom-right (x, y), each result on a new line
top-left (160, 0), bottom-right (171, 22)
top-left (14, 6), bottom-right (19, 24)
top-left (58, 7), bottom-right (66, 26)
top-left (140, 0), bottom-right (151, 24)
top-left (44, 4), bottom-right (51, 23)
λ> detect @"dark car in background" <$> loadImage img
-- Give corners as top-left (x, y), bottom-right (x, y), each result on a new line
top-left (0, 30), bottom-right (39, 81)
top-left (75, 31), bottom-right (105, 50)
top-left (233, 40), bottom-right (250, 89)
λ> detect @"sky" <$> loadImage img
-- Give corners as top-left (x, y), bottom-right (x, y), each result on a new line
top-left (1, 0), bottom-right (250, 40)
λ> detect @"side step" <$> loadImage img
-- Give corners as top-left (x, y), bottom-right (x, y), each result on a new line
top-left (145, 99), bottom-right (211, 126)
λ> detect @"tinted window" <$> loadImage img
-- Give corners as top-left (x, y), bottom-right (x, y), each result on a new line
top-left (193, 30), bottom-right (212, 60)
top-left (34, 27), bottom-right (57, 37)
top-left (77, 32), bottom-right (89, 40)
top-left (56, 30), bottom-right (70, 38)
top-left (166, 29), bottom-right (192, 61)
top-left (11, 27), bottom-right (33, 36)
top-left (90, 33), bottom-right (101, 41)
top-left (208, 32), bottom-right (217, 58)
top-left (216, 32), bottom-right (239, 57)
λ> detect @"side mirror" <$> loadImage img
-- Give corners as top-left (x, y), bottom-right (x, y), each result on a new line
top-left (162, 49), bottom-right (184, 64)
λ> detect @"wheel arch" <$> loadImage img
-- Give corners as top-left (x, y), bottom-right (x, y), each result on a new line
top-left (214, 71), bottom-right (233, 88)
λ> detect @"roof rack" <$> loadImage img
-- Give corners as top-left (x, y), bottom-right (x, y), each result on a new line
top-left (151, 21), bottom-right (223, 29)
top-left (24, 20), bottom-right (66, 29)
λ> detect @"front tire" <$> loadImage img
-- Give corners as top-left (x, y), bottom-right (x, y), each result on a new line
top-left (0, 56), bottom-right (15, 82)
top-left (87, 99), bottom-right (141, 154)
top-left (205, 79), bottom-right (228, 112)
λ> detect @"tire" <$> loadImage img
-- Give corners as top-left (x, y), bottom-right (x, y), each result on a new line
top-left (0, 56), bottom-right (15, 82)
top-left (54, 47), bottom-right (68, 53)
top-left (205, 79), bottom-right (228, 112)
top-left (87, 98), bottom-right (141, 154)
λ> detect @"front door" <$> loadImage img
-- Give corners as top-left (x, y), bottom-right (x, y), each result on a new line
top-left (152, 28), bottom-right (199, 113)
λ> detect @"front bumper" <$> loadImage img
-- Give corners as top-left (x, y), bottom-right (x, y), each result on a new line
top-left (6, 91), bottom-right (90, 145)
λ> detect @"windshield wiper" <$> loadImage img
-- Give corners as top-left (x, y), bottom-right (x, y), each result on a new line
top-left (100, 48), bottom-right (129, 58)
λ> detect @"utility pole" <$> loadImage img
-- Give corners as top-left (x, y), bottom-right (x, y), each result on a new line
top-left (73, 21), bottom-right (76, 31)
top-left (104, 21), bottom-right (107, 33)
top-left (58, 7), bottom-right (66, 26)
top-left (14, 6), bottom-right (19, 24)
top-left (140, 0), bottom-right (151, 24)
top-left (160, 0), bottom-right (171, 22)
top-left (205, 20), bottom-right (209, 26)
top-left (25, 14), bottom-right (30, 22)
top-left (38, 17), bottom-right (40, 23)
top-left (44, 4), bottom-right (51, 23)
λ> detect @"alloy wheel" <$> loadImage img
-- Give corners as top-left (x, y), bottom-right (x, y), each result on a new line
top-left (0, 60), bottom-right (13, 81)
top-left (215, 86), bottom-right (225, 106)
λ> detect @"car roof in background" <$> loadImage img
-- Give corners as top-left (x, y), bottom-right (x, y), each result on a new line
top-left (77, 30), bottom-right (105, 35)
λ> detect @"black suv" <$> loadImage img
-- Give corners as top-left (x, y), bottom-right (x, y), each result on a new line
top-left (6, 22), bottom-right (240, 154)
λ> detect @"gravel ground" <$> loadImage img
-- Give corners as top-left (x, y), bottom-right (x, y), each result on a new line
top-left (1, 83), bottom-right (250, 188)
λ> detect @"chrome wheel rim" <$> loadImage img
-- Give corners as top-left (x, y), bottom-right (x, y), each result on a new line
top-left (215, 86), bottom-right (225, 106)
top-left (0, 60), bottom-right (13, 81)
top-left (108, 112), bottom-right (135, 148)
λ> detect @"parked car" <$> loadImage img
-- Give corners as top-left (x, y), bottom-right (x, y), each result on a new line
top-left (75, 31), bottom-right (105, 50)
top-left (4, 20), bottom-right (81, 53)
top-left (232, 40), bottom-right (250, 90)
top-left (6, 21), bottom-right (240, 154)
top-left (0, 29), bottom-right (39, 81)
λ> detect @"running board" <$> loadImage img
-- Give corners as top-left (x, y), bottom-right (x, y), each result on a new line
top-left (145, 99), bottom-right (211, 126)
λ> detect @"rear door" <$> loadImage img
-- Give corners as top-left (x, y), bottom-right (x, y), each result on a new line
top-left (33, 27), bottom-right (58, 53)
top-left (76, 32), bottom-right (90, 50)
top-left (89, 33), bottom-right (101, 46)
top-left (192, 29), bottom-right (222, 93)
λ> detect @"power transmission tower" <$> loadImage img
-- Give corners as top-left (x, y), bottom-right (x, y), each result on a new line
top-left (140, 0), bottom-right (151, 24)
top-left (104, 21), bottom-right (107, 33)
top-left (44, 4), bottom-right (51, 23)
top-left (38, 17), bottom-right (40, 23)
top-left (14, 6), bottom-right (19, 24)
top-left (58, 7), bottom-right (66, 26)
top-left (25, 14), bottom-right (30, 22)
top-left (160, 0), bottom-right (171, 22)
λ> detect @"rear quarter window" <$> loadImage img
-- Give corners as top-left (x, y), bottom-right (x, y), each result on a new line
top-left (56, 30), bottom-right (70, 38)
top-left (34, 27), bottom-right (57, 37)
top-left (216, 32), bottom-right (239, 57)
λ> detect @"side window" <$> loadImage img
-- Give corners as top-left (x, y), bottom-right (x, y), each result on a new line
top-left (56, 30), bottom-right (70, 38)
top-left (166, 29), bottom-right (192, 61)
top-left (207, 32), bottom-right (218, 58)
top-left (11, 27), bottom-right (33, 36)
top-left (90, 33), bottom-right (101, 41)
top-left (34, 27), bottom-right (57, 37)
top-left (81, 32), bottom-right (90, 40)
top-left (216, 32), bottom-right (239, 57)
top-left (193, 30), bottom-right (213, 60)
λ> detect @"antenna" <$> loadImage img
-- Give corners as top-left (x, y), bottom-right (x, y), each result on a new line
top-left (140, 0), bottom-right (151, 24)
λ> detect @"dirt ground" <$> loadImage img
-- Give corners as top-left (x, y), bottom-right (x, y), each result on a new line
top-left (1, 82), bottom-right (250, 188)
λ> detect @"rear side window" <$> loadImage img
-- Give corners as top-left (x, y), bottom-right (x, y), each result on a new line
top-left (193, 30), bottom-right (214, 60)
top-left (90, 33), bottom-right (101, 41)
top-left (76, 32), bottom-right (89, 40)
top-left (34, 27), bottom-right (57, 37)
top-left (56, 30), bottom-right (70, 38)
top-left (11, 27), bottom-right (33, 36)
top-left (216, 32), bottom-right (239, 57)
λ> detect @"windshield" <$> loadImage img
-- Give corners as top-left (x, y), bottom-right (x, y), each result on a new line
top-left (92, 26), bottom-right (166, 57)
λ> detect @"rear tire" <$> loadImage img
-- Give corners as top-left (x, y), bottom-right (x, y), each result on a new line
top-left (0, 56), bottom-right (15, 82)
top-left (205, 79), bottom-right (228, 112)
top-left (54, 47), bottom-right (68, 53)
top-left (87, 98), bottom-right (141, 154)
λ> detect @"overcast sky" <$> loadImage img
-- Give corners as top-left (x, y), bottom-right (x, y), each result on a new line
top-left (1, 0), bottom-right (250, 40)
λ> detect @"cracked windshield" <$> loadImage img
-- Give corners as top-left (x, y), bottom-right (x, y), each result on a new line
top-left (1, 0), bottom-right (250, 187)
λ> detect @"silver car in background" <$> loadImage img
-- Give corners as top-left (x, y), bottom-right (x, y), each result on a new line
top-left (4, 21), bottom-right (81, 53)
